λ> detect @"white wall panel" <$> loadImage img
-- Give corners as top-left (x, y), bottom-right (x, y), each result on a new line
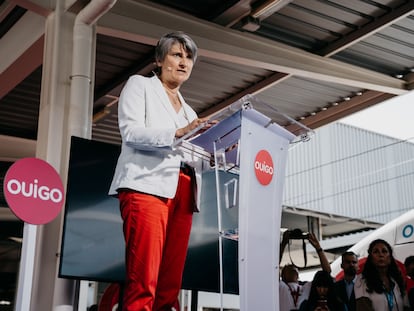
top-left (283, 123), bottom-right (414, 224)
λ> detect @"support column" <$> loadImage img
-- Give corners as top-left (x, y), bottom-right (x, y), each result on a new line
top-left (29, 7), bottom-right (77, 310)
top-left (15, 1), bottom-right (97, 308)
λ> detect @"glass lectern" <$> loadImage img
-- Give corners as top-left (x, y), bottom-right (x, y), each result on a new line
top-left (179, 94), bottom-right (311, 311)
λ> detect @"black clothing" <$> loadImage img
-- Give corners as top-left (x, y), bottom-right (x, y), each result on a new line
top-left (409, 287), bottom-right (414, 311)
top-left (334, 279), bottom-right (356, 311)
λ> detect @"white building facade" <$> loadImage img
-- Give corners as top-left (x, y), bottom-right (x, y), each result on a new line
top-left (284, 122), bottom-right (414, 225)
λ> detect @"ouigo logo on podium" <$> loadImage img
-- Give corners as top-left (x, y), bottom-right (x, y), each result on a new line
top-left (3, 157), bottom-right (65, 225)
top-left (254, 149), bottom-right (274, 186)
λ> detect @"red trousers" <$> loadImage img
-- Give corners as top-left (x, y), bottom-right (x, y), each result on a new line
top-left (118, 170), bottom-right (194, 311)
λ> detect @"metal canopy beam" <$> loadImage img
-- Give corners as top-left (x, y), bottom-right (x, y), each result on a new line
top-left (317, 2), bottom-right (414, 57)
top-left (97, 0), bottom-right (407, 95)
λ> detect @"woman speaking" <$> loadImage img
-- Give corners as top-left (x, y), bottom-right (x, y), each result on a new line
top-left (109, 31), bottom-right (211, 311)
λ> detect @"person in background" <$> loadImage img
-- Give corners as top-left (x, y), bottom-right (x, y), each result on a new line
top-left (88, 305), bottom-right (98, 311)
top-left (279, 231), bottom-right (331, 311)
top-left (280, 264), bottom-right (307, 311)
top-left (109, 31), bottom-right (212, 311)
top-left (354, 239), bottom-right (409, 311)
top-left (334, 251), bottom-right (359, 311)
top-left (405, 256), bottom-right (414, 280)
top-left (404, 256), bottom-right (414, 310)
top-left (299, 270), bottom-right (345, 311)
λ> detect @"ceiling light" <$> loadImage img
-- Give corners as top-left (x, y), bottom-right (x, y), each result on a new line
top-left (311, 112), bottom-right (316, 116)
top-left (321, 107), bottom-right (328, 111)
top-left (332, 102), bottom-right (339, 106)
top-left (355, 91), bottom-right (363, 96)
top-left (394, 74), bottom-right (404, 79)
top-left (8, 237), bottom-right (22, 243)
top-left (343, 96), bottom-right (351, 101)
top-left (251, 0), bottom-right (293, 19)
top-left (0, 300), bottom-right (11, 305)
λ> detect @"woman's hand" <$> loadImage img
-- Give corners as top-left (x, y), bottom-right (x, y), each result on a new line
top-left (308, 232), bottom-right (321, 250)
top-left (175, 117), bottom-right (217, 138)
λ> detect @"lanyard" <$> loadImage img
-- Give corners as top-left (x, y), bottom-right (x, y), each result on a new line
top-left (384, 288), bottom-right (394, 311)
top-left (287, 283), bottom-right (300, 307)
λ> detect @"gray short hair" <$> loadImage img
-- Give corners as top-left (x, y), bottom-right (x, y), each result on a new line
top-left (155, 31), bottom-right (198, 65)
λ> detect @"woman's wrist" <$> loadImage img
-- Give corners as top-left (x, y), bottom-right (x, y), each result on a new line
top-left (175, 128), bottom-right (184, 138)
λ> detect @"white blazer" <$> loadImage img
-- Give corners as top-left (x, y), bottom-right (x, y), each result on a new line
top-left (354, 274), bottom-right (409, 311)
top-left (108, 74), bottom-right (207, 209)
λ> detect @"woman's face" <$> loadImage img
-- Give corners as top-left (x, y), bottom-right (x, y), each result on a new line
top-left (158, 42), bottom-right (194, 87)
top-left (370, 242), bottom-right (391, 268)
top-left (316, 285), bottom-right (329, 298)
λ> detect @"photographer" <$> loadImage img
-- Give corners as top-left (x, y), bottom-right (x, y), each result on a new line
top-left (299, 270), bottom-right (345, 311)
top-left (279, 230), bottom-right (331, 311)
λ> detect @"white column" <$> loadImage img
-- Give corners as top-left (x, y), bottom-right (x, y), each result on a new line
top-left (18, 7), bottom-right (79, 311)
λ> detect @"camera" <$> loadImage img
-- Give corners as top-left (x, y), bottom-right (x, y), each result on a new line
top-left (288, 228), bottom-right (309, 240)
top-left (316, 299), bottom-right (328, 310)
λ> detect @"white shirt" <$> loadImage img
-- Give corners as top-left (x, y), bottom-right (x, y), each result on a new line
top-left (279, 281), bottom-right (311, 311)
top-left (354, 274), bottom-right (408, 311)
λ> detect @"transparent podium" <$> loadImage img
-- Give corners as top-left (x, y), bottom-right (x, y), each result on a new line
top-left (179, 95), bottom-right (311, 311)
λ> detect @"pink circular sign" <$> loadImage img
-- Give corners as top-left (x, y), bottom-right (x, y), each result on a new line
top-left (3, 157), bottom-right (65, 225)
top-left (254, 150), bottom-right (274, 186)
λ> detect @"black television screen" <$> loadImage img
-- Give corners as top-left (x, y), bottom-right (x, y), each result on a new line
top-left (59, 136), bottom-right (125, 282)
top-left (59, 136), bottom-right (239, 293)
